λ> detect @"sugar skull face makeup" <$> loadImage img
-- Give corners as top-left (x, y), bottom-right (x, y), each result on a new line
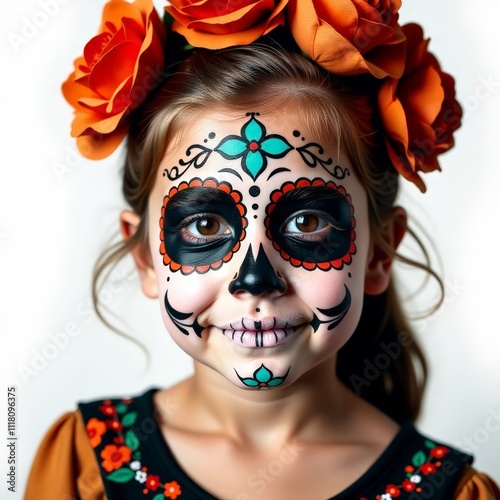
top-left (147, 109), bottom-right (372, 392)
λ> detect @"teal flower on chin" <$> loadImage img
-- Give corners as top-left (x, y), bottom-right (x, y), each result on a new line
top-left (235, 364), bottom-right (290, 389)
top-left (214, 113), bottom-right (293, 181)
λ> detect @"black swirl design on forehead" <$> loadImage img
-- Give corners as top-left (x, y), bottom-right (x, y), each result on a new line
top-left (162, 112), bottom-right (351, 182)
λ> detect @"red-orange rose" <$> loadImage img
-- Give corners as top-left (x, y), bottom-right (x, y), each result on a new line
top-left (378, 23), bottom-right (463, 191)
top-left (287, 0), bottom-right (405, 78)
top-left (62, 0), bottom-right (166, 160)
top-left (165, 0), bottom-right (288, 49)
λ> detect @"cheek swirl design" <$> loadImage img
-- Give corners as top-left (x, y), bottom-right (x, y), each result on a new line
top-left (159, 177), bottom-right (247, 274)
top-left (235, 364), bottom-right (290, 389)
top-left (309, 285), bottom-right (351, 332)
top-left (265, 178), bottom-right (356, 271)
top-left (164, 290), bottom-right (204, 338)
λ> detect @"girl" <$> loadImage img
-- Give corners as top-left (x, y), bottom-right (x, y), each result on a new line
top-left (26, 0), bottom-right (500, 498)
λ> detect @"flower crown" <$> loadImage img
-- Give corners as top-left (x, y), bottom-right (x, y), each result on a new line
top-left (62, 0), bottom-right (463, 192)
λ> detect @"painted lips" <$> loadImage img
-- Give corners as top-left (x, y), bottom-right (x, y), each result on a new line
top-left (219, 317), bottom-right (304, 348)
top-left (221, 326), bottom-right (300, 348)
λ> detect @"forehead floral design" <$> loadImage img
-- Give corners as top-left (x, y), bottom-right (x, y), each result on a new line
top-left (162, 112), bottom-right (348, 182)
top-left (62, 0), bottom-right (463, 192)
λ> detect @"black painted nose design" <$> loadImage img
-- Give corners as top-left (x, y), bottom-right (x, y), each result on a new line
top-left (228, 244), bottom-right (286, 296)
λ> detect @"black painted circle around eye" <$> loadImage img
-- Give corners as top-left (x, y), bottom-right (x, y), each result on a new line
top-left (264, 179), bottom-right (356, 270)
top-left (162, 186), bottom-right (244, 269)
top-left (270, 202), bottom-right (351, 263)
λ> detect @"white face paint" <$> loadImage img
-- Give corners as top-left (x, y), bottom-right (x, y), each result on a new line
top-left (147, 109), bottom-right (371, 390)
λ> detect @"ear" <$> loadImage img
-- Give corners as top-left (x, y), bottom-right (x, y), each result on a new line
top-left (364, 206), bottom-right (407, 296)
top-left (120, 210), bottom-right (158, 299)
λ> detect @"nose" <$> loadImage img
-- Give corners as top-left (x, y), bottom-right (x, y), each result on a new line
top-left (228, 243), bottom-right (286, 296)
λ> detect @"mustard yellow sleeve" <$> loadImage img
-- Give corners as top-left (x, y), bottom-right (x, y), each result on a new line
top-left (25, 411), bottom-right (106, 500)
top-left (454, 465), bottom-right (500, 499)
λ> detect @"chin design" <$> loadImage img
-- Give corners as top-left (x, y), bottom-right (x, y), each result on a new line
top-left (234, 364), bottom-right (291, 390)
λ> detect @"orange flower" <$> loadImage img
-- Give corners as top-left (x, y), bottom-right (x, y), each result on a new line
top-left (287, 0), bottom-right (406, 78)
top-left (378, 23), bottom-right (462, 191)
top-left (86, 418), bottom-right (107, 448)
top-left (163, 480), bottom-right (182, 499)
top-left (100, 444), bottom-right (132, 472)
top-left (165, 0), bottom-right (289, 49)
top-left (62, 0), bottom-right (166, 160)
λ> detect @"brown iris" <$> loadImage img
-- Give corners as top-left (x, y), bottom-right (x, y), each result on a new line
top-left (295, 214), bottom-right (319, 232)
top-left (198, 217), bottom-right (220, 235)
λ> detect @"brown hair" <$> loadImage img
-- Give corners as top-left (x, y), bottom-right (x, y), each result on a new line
top-left (93, 45), bottom-right (441, 423)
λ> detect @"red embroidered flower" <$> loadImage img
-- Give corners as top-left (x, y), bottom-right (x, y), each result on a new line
top-left (165, 0), bottom-right (288, 49)
top-left (421, 463), bottom-right (437, 475)
top-left (402, 479), bottom-right (416, 492)
top-left (100, 444), bottom-right (132, 472)
top-left (99, 402), bottom-right (117, 416)
top-left (430, 445), bottom-right (449, 459)
top-left (107, 419), bottom-right (123, 431)
top-left (288, 0), bottom-right (406, 78)
top-left (378, 23), bottom-right (462, 192)
top-left (265, 178), bottom-right (356, 271)
top-left (385, 484), bottom-right (401, 497)
top-left (62, 0), bottom-right (166, 160)
top-left (164, 480), bottom-right (182, 499)
top-left (145, 474), bottom-right (161, 491)
top-left (86, 418), bottom-right (107, 448)
top-left (159, 177), bottom-right (247, 274)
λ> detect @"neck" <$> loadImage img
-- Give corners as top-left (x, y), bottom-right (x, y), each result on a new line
top-left (172, 356), bottom-right (355, 451)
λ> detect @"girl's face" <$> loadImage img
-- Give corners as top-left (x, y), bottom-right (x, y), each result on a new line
top-left (147, 109), bottom-right (371, 390)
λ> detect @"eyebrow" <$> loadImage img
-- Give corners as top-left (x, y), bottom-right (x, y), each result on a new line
top-left (166, 186), bottom-right (232, 209)
top-left (278, 185), bottom-right (346, 203)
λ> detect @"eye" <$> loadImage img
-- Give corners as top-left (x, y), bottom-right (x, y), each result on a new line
top-left (283, 211), bottom-right (332, 240)
top-left (181, 214), bottom-right (232, 243)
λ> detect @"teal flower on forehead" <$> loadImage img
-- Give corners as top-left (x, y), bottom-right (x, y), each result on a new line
top-left (214, 113), bottom-right (294, 181)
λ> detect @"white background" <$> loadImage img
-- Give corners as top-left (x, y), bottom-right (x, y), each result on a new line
top-left (1, 0), bottom-right (499, 497)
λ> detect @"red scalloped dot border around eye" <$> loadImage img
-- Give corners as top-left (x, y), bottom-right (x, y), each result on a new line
top-left (264, 177), bottom-right (356, 271)
top-left (159, 177), bottom-right (248, 274)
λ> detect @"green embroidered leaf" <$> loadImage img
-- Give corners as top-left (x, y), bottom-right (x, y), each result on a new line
top-left (125, 430), bottom-right (140, 451)
top-left (260, 137), bottom-right (293, 157)
top-left (132, 451), bottom-right (141, 460)
top-left (106, 468), bottom-right (135, 483)
top-left (121, 411), bottom-right (138, 427)
top-left (412, 450), bottom-right (426, 467)
top-left (115, 403), bottom-right (128, 414)
top-left (243, 116), bottom-right (264, 142)
top-left (424, 439), bottom-right (437, 449)
top-left (215, 137), bottom-right (247, 158)
top-left (153, 495), bottom-right (164, 500)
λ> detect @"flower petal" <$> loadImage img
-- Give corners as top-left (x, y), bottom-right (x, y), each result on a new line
top-left (215, 137), bottom-right (248, 158)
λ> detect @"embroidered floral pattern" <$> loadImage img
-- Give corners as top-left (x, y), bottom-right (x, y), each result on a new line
top-left (85, 398), bottom-right (183, 498)
top-left (360, 440), bottom-right (450, 499)
top-left (86, 417), bottom-right (107, 448)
